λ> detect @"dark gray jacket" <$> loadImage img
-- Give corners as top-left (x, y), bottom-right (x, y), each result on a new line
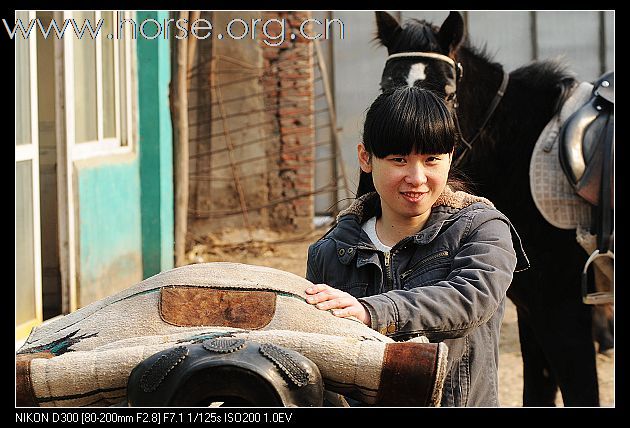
top-left (306, 188), bottom-right (529, 407)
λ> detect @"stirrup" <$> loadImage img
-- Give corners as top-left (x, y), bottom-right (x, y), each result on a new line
top-left (581, 249), bottom-right (614, 305)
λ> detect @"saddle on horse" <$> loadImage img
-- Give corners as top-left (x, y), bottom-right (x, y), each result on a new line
top-left (559, 71), bottom-right (614, 304)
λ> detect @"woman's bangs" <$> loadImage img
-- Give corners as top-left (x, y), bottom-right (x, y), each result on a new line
top-left (366, 89), bottom-right (457, 157)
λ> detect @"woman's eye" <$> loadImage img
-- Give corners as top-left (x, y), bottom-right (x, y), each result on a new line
top-left (426, 156), bottom-right (442, 163)
top-left (391, 157), bottom-right (406, 163)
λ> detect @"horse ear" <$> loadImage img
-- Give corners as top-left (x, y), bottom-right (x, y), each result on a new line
top-left (375, 11), bottom-right (402, 48)
top-left (437, 11), bottom-right (465, 55)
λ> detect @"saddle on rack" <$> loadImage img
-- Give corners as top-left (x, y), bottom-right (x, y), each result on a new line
top-left (16, 262), bottom-right (448, 407)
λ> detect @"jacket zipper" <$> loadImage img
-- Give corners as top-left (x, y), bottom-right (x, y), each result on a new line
top-left (384, 251), bottom-right (393, 291)
top-left (400, 250), bottom-right (450, 280)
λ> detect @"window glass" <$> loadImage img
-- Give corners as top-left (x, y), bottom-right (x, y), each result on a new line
top-left (73, 11), bottom-right (98, 143)
top-left (15, 11), bottom-right (31, 146)
top-left (16, 160), bottom-right (36, 325)
top-left (102, 11), bottom-right (116, 138)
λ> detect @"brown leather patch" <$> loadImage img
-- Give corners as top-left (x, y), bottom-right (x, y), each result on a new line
top-left (160, 286), bottom-right (276, 329)
top-left (16, 352), bottom-right (53, 407)
top-left (376, 342), bottom-right (439, 406)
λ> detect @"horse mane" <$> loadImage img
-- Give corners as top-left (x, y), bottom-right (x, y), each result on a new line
top-left (461, 39), bottom-right (577, 116)
top-left (461, 42), bottom-right (502, 68)
top-left (510, 60), bottom-right (578, 115)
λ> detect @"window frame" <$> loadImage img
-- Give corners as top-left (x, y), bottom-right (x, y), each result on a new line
top-left (15, 10), bottom-right (43, 341)
top-left (63, 10), bottom-right (136, 160)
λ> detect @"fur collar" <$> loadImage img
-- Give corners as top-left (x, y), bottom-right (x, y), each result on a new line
top-left (337, 186), bottom-right (494, 223)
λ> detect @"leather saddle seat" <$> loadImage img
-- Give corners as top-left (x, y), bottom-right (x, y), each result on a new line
top-left (559, 71), bottom-right (614, 208)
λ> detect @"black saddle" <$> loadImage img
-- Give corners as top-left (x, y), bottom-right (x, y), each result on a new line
top-left (127, 338), bottom-right (324, 407)
top-left (559, 71), bottom-right (614, 208)
top-left (559, 71), bottom-right (614, 304)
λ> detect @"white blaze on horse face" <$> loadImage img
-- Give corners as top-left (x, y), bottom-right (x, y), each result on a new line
top-left (406, 63), bottom-right (427, 86)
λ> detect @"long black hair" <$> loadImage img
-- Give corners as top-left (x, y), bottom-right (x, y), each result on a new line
top-left (357, 86), bottom-right (468, 197)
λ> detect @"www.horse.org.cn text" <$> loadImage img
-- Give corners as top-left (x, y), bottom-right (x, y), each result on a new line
top-left (4, 14), bottom-right (346, 46)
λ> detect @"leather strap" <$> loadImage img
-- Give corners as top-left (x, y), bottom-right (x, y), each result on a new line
top-left (453, 70), bottom-right (509, 167)
top-left (597, 115), bottom-right (614, 252)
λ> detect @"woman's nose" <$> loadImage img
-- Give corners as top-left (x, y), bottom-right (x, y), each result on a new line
top-left (404, 164), bottom-right (427, 185)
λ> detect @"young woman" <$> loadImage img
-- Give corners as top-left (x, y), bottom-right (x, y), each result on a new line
top-left (305, 86), bottom-right (529, 406)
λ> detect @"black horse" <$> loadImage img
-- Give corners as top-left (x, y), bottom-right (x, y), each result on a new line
top-left (372, 11), bottom-right (611, 406)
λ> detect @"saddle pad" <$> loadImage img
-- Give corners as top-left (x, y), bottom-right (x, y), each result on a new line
top-left (530, 82), bottom-right (593, 229)
top-left (16, 262), bottom-right (448, 407)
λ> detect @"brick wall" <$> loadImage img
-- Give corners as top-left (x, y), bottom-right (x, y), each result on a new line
top-left (261, 11), bottom-right (315, 232)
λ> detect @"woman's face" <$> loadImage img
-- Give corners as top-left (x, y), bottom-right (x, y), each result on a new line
top-left (358, 144), bottom-right (451, 223)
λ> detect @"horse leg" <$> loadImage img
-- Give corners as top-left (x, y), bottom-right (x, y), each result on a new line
top-left (545, 304), bottom-right (600, 406)
top-left (591, 263), bottom-right (614, 355)
top-left (517, 301), bottom-right (600, 406)
top-left (516, 306), bottom-right (559, 406)
top-left (506, 225), bottom-right (601, 407)
top-left (526, 296), bottom-right (600, 406)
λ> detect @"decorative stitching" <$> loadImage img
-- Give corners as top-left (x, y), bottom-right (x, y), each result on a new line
top-left (202, 338), bottom-right (247, 353)
top-left (176, 331), bottom-right (237, 344)
top-left (139, 346), bottom-right (189, 393)
top-left (463, 335), bottom-right (471, 407)
top-left (259, 343), bottom-right (309, 387)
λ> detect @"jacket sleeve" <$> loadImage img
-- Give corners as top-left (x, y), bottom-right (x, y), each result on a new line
top-left (305, 241), bottom-right (323, 284)
top-left (359, 210), bottom-right (517, 340)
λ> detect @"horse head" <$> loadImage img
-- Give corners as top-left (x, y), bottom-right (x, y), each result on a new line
top-left (374, 11), bottom-right (512, 167)
top-left (375, 11), bottom-right (465, 106)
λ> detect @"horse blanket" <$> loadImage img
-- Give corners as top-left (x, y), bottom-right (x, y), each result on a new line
top-left (530, 81), bottom-right (593, 230)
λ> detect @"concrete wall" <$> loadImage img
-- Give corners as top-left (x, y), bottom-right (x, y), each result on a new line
top-left (327, 11), bottom-right (387, 195)
top-left (312, 11), bottom-right (336, 215)
top-left (207, 11), bottom-right (270, 231)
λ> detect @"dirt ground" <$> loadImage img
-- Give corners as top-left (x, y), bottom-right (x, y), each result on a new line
top-left (187, 226), bottom-right (614, 407)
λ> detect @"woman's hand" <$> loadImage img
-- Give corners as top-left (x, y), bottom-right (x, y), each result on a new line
top-left (305, 284), bottom-right (371, 326)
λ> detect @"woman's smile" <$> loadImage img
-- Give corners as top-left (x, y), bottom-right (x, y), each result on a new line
top-left (400, 191), bottom-right (428, 203)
